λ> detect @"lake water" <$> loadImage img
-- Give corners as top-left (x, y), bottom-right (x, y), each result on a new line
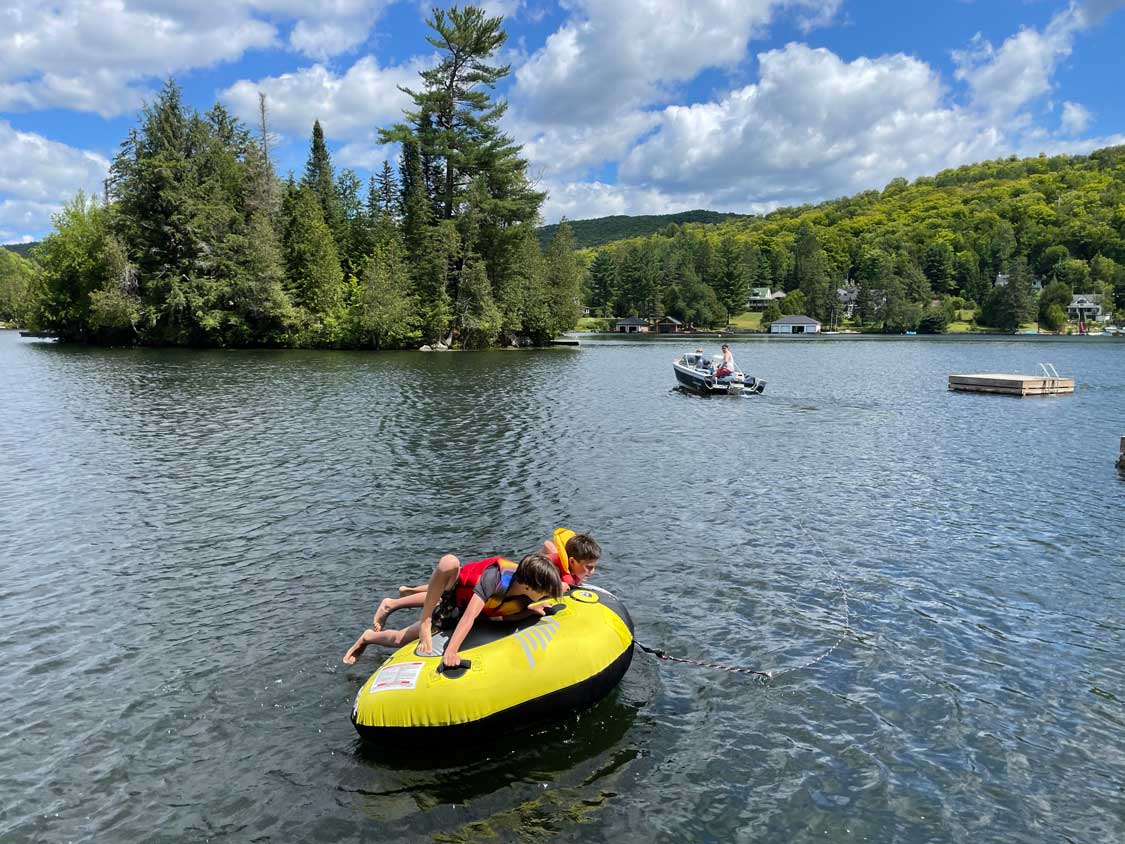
top-left (1, 329), bottom-right (1123, 843)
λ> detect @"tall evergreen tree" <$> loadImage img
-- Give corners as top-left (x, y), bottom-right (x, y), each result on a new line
top-left (542, 221), bottom-right (582, 335)
top-left (282, 185), bottom-right (345, 343)
top-left (793, 223), bottom-right (832, 321)
top-left (303, 120), bottom-right (345, 247)
top-left (376, 161), bottom-right (398, 216)
top-left (712, 236), bottom-right (750, 317)
top-left (587, 250), bottom-right (619, 316)
top-left (356, 220), bottom-right (416, 348)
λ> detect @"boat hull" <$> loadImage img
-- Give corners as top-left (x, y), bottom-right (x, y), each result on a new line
top-left (673, 360), bottom-right (765, 396)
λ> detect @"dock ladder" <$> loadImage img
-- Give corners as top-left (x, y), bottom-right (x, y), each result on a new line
top-left (1039, 362), bottom-right (1063, 394)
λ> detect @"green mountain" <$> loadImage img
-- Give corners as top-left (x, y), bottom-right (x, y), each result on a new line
top-left (537, 210), bottom-right (743, 249)
top-left (1, 242), bottom-right (38, 259)
top-left (575, 146), bottom-right (1125, 332)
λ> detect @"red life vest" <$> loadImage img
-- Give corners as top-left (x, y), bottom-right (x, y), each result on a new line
top-left (453, 557), bottom-right (530, 619)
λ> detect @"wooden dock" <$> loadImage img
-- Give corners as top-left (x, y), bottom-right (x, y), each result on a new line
top-left (948, 373), bottom-right (1074, 396)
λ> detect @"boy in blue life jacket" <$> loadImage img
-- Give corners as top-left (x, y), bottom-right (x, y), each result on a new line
top-left (342, 552), bottom-right (562, 668)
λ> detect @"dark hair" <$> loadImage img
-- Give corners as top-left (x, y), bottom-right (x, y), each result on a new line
top-left (515, 553), bottom-right (563, 598)
top-left (566, 533), bottom-right (601, 564)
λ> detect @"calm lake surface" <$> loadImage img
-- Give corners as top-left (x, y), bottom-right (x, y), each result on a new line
top-left (1, 329), bottom-right (1123, 843)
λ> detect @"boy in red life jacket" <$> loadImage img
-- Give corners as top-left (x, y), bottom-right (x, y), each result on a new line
top-left (342, 552), bottom-right (562, 667)
top-left (369, 530), bottom-right (601, 632)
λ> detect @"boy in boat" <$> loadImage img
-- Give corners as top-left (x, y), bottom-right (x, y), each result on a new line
top-left (714, 344), bottom-right (736, 379)
top-left (370, 530), bottom-right (601, 631)
top-left (343, 552), bottom-right (562, 668)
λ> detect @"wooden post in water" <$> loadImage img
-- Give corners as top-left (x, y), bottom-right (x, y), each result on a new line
top-left (1118, 436), bottom-right (1125, 470)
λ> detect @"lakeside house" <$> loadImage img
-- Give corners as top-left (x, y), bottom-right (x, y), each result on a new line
top-left (769, 315), bottom-right (822, 334)
top-left (747, 287), bottom-right (786, 311)
top-left (654, 316), bottom-right (685, 334)
top-left (993, 272), bottom-right (1043, 292)
top-left (837, 287), bottom-right (858, 318)
top-left (615, 316), bottom-right (651, 333)
top-left (1067, 293), bottom-right (1106, 322)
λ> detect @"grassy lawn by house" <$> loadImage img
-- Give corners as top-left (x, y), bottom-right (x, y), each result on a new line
top-left (576, 317), bottom-right (614, 331)
top-left (728, 311), bottom-right (763, 330)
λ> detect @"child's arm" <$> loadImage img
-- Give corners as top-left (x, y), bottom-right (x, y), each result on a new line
top-left (442, 594), bottom-right (485, 667)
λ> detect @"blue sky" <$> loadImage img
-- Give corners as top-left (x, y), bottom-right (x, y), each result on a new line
top-left (3, 0), bottom-right (1125, 243)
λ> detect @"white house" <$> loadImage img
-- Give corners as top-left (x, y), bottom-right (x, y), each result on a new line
top-left (837, 287), bottom-right (858, 318)
top-left (769, 315), bottom-right (822, 334)
top-left (1067, 293), bottom-right (1106, 322)
top-left (615, 316), bottom-right (651, 333)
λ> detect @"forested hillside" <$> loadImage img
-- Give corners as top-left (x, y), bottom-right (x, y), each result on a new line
top-left (537, 210), bottom-right (741, 250)
top-left (22, 7), bottom-right (581, 348)
top-left (581, 147), bottom-right (1125, 332)
top-left (1, 243), bottom-right (38, 259)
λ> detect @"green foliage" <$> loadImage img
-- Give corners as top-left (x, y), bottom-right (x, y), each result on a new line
top-left (282, 185), bottom-right (345, 343)
top-left (542, 222), bottom-right (582, 334)
top-left (0, 247), bottom-right (39, 325)
top-left (33, 194), bottom-right (130, 341)
top-left (761, 299), bottom-right (783, 326)
top-left (781, 289), bottom-right (807, 315)
top-left (537, 211), bottom-right (743, 250)
top-left (355, 222), bottom-right (417, 348)
top-left (577, 143), bottom-right (1125, 335)
top-left (1041, 303), bottom-right (1067, 332)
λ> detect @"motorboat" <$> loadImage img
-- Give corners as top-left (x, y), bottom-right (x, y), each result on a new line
top-left (673, 351), bottom-right (765, 396)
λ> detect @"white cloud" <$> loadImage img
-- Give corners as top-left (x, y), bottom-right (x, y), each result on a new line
top-left (951, 2), bottom-right (1123, 120)
top-left (617, 44), bottom-right (998, 206)
top-left (1060, 101), bottom-right (1092, 134)
top-left (0, 1), bottom-right (399, 116)
top-left (513, 110), bottom-right (661, 180)
top-left (220, 55), bottom-right (426, 141)
top-left (513, 0), bottom-right (840, 126)
top-left (0, 121), bottom-right (109, 241)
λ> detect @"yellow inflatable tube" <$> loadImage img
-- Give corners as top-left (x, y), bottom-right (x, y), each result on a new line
top-left (351, 585), bottom-right (634, 743)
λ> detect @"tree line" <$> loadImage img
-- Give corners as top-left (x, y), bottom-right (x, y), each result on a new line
top-left (585, 147), bottom-right (1125, 332)
top-left (7, 6), bottom-right (580, 349)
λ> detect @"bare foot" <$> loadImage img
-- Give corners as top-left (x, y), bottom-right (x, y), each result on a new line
top-left (343, 635), bottom-right (368, 665)
top-left (372, 598), bottom-right (396, 631)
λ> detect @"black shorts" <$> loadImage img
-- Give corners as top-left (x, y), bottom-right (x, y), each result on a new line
top-left (431, 588), bottom-right (461, 631)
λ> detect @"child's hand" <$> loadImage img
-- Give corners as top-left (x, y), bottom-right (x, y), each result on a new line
top-left (418, 632), bottom-right (434, 655)
top-left (442, 650), bottom-right (461, 668)
top-left (528, 600), bottom-right (551, 616)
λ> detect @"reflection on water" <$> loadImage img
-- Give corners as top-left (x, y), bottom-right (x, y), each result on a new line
top-left (1, 330), bottom-right (1123, 843)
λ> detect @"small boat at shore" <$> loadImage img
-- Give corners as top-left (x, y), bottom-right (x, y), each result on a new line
top-left (673, 351), bottom-right (765, 396)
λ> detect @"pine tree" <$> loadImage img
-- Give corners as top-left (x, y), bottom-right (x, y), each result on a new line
top-left (792, 222), bottom-right (831, 321)
top-left (712, 236), bottom-right (749, 317)
top-left (457, 253), bottom-right (501, 348)
top-left (587, 250), bottom-right (619, 316)
top-left (376, 161), bottom-right (398, 216)
top-left (542, 221), bottom-right (582, 335)
top-left (356, 221), bottom-right (416, 348)
top-left (282, 185), bottom-right (345, 343)
top-left (303, 120), bottom-right (346, 247)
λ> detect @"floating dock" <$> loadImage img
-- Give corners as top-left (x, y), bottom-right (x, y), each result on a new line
top-left (948, 373), bottom-right (1074, 396)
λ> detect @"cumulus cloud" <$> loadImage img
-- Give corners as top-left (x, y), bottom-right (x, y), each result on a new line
top-left (220, 55), bottom-right (425, 142)
top-left (0, 121), bottom-right (109, 241)
top-left (0, 0), bottom-right (397, 116)
top-left (513, 0), bottom-right (840, 126)
top-left (951, 1), bottom-right (1124, 120)
top-left (1060, 101), bottom-right (1093, 134)
top-left (615, 45), bottom-right (995, 207)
